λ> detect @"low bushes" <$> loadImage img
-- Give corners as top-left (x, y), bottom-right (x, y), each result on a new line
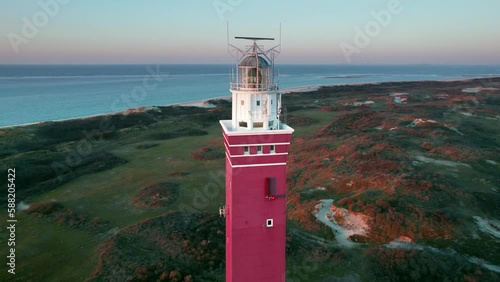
top-left (131, 182), bottom-right (180, 207)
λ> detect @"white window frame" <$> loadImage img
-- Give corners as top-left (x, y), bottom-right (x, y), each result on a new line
top-left (266, 219), bottom-right (274, 227)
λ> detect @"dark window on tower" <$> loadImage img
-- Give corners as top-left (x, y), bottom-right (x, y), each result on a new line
top-left (270, 145), bottom-right (275, 153)
top-left (244, 146), bottom-right (249, 155)
top-left (256, 100), bottom-right (261, 106)
top-left (267, 177), bottom-right (277, 199)
top-left (257, 146), bottom-right (262, 154)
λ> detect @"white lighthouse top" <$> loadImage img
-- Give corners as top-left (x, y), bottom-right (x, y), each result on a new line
top-left (224, 36), bottom-right (292, 133)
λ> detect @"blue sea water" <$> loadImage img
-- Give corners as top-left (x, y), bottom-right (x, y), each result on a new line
top-left (1, 64), bottom-right (500, 127)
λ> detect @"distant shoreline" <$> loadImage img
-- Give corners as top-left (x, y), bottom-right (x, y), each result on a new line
top-left (1, 76), bottom-right (497, 130)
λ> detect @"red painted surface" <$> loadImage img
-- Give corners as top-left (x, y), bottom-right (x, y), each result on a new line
top-left (225, 144), bottom-right (290, 156)
top-left (223, 130), bottom-right (293, 145)
top-left (229, 155), bottom-right (289, 166)
top-left (223, 128), bottom-right (293, 282)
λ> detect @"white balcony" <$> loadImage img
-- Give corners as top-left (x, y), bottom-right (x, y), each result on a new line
top-left (230, 82), bottom-right (278, 92)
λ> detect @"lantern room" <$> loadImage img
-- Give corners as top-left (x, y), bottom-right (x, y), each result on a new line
top-left (239, 54), bottom-right (271, 90)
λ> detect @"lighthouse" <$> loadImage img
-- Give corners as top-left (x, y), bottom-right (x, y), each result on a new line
top-left (220, 36), bottom-right (294, 282)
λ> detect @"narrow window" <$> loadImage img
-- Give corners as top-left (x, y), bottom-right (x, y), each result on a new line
top-left (270, 145), bottom-right (275, 153)
top-left (244, 146), bottom-right (249, 155)
top-left (267, 177), bottom-right (277, 198)
top-left (241, 100), bottom-right (244, 105)
top-left (253, 122), bottom-right (263, 128)
top-left (256, 100), bottom-right (261, 106)
top-left (257, 145), bottom-right (262, 154)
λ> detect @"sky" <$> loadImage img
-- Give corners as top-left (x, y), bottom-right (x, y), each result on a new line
top-left (1, 0), bottom-right (499, 65)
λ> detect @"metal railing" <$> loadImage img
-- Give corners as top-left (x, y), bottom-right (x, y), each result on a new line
top-left (230, 82), bottom-right (278, 91)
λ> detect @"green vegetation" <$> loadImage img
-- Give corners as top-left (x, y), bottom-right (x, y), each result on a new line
top-left (1, 78), bottom-right (499, 281)
top-left (88, 212), bottom-right (225, 282)
top-left (27, 201), bottom-right (109, 232)
top-left (131, 182), bottom-right (180, 207)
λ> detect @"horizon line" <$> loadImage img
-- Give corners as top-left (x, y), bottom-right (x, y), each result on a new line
top-left (2, 63), bottom-right (500, 66)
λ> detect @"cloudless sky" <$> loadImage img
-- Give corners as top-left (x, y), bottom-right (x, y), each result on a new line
top-left (1, 0), bottom-right (499, 64)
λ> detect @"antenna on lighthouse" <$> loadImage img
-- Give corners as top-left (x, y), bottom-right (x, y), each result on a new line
top-left (279, 23), bottom-right (282, 54)
top-left (234, 36), bottom-right (274, 41)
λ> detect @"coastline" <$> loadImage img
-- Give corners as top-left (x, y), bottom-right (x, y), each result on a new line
top-left (1, 76), bottom-right (496, 130)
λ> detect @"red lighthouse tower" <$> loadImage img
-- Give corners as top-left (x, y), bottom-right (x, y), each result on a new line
top-left (220, 36), bottom-right (294, 282)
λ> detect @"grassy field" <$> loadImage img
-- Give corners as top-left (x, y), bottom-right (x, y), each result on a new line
top-left (1, 79), bottom-right (499, 281)
top-left (0, 106), bottom-right (229, 281)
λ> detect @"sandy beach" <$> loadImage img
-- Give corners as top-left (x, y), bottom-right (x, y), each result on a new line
top-left (1, 77), bottom-right (494, 130)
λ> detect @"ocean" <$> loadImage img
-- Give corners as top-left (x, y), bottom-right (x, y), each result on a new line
top-left (1, 64), bottom-right (500, 127)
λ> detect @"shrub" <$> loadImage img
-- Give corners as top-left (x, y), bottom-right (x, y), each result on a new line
top-left (27, 201), bottom-right (109, 232)
top-left (319, 109), bottom-right (382, 135)
top-left (192, 147), bottom-right (225, 161)
top-left (88, 212), bottom-right (225, 281)
top-left (136, 143), bottom-right (160, 149)
top-left (131, 182), bottom-right (180, 207)
top-left (286, 116), bottom-right (318, 127)
top-left (26, 202), bottom-right (63, 215)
